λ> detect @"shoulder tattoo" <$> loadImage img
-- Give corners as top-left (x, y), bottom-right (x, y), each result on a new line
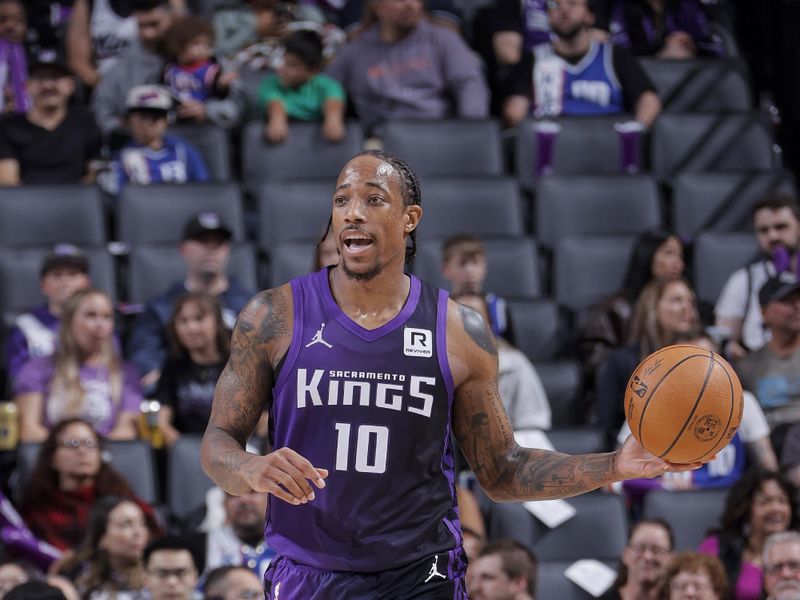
top-left (457, 303), bottom-right (498, 356)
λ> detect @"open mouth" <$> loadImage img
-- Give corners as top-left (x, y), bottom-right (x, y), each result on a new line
top-left (343, 235), bottom-right (374, 253)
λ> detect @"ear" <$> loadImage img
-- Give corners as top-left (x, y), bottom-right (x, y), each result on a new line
top-left (404, 205), bottom-right (422, 234)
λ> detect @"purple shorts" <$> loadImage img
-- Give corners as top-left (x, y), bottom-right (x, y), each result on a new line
top-left (264, 553), bottom-right (468, 599)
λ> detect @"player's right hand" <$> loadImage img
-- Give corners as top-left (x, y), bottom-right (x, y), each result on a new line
top-left (241, 447), bottom-right (329, 506)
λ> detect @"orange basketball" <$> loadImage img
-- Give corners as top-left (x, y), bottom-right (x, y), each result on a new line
top-left (625, 344), bottom-right (744, 464)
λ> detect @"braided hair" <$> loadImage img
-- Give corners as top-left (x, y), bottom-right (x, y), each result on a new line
top-left (317, 150), bottom-right (423, 261)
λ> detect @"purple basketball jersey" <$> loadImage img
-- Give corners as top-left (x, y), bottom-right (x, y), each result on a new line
top-left (265, 268), bottom-right (465, 574)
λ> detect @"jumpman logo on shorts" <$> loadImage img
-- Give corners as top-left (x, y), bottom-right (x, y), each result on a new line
top-left (424, 554), bottom-right (447, 583)
top-left (305, 322), bottom-right (333, 349)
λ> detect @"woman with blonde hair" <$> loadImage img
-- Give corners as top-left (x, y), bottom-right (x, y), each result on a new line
top-left (13, 289), bottom-right (141, 442)
top-left (595, 278), bottom-right (699, 448)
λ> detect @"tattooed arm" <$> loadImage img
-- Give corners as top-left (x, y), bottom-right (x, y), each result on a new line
top-left (448, 301), bottom-right (697, 502)
top-left (201, 286), bottom-right (328, 502)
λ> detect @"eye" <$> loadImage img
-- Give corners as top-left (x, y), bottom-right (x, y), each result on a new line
top-left (333, 196), bottom-right (346, 206)
top-left (369, 195), bottom-right (384, 205)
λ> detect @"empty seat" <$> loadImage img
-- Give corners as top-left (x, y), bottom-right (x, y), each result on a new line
top-left (538, 560), bottom-right (618, 600)
top-left (268, 242), bottom-right (317, 288)
top-left (672, 171), bottom-right (797, 238)
top-left (536, 175), bottom-right (662, 249)
top-left (639, 58), bottom-right (752, 112)
top-left (417, 177), bottom-right (525, 239)
top-left (482, 492), bottom-right (628, 561)
top-left (374, 120), bottom-right (504, 177)
top-left (651, 113), bottom-right (777, 181)
top-left (168, 435), bottom-right (215, 522)
top-left (643, 488), bottom-right (728, 550)
top-left (554, 236), bottom-right (635, 312)
top-left (535, 361), bottom-right (584, 427)
top-left (241, 121), bottom-right (363, 191)
top-left (128, 243), bottom-right (257, 304)
top-left (515, 116), bottom-right (634, 191)
top-left (14, 440), bottom-right (158, 504)
top-left (0, 246), bottom-right (116, 324)
top-left (0, 185), bottom-right (105, 246)
top-left (168, 123), bottom-right (232, 181)
top-left (117, 183), bottom-right (245, 245)
top-left (693, 232), bottom-right (759, 305)
top-left (414, 238), bottom-right (541, 298)
top-left (546, 427), bottom-right (604, 455)
top-left (257, 181), bottom-right (334, 248)
top-left (508, 299), bottom-right (565, 362)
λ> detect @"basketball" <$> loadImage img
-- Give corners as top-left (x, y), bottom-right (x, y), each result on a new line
top-left (625, 344), bottom-right (744, 464)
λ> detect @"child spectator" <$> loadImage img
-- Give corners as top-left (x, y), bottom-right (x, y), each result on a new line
top-left (163, 15), bottom-right (235, 107)
top-left (258, 30), bottom-right (345, 144)
top-left (0, 0), bottom-right (27, 114)
top-left (155, 292), bottom-right (230, 446)
top-left (112, 84), bottom-right (209, 192)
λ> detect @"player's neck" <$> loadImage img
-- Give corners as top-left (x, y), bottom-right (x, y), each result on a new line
top-left (329, 265), bottom-right (411, 329)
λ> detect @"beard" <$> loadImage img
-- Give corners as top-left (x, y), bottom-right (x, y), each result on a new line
top-left (552, 22), bottom-right (584, 41)
top-left (342, 259), bottom-right (383, 282)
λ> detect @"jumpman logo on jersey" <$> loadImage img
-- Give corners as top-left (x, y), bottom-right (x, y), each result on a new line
top-left (305, 322), bottom-right (333, 349)
top-left (424, 554), bottom-right (447, 582)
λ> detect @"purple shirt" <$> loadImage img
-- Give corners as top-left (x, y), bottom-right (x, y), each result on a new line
top-left (13, 357), bottom-right (143, 436)
top-left (266, 268), bottom-right (465, 573)
top-left (698, 535), bottom-right (762, 600)
top-left (5, 305), bottom-right (60, 384)
top-left (325, 20), bottom-right (489, 131)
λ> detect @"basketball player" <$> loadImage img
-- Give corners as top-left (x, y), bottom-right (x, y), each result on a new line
top-left (201, 150), bottom-right (699, 598)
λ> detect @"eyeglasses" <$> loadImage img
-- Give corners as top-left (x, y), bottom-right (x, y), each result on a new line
top-left (766, 561), bottom-right (800, 576)
top-left (148, 568), bottom-right (195, 580)
top-left (628, 544), bottom-right (671, 557)
top-left (670, 579), bottom-right (713, 593)
top-left (59, 438), bottom-right (99, 450)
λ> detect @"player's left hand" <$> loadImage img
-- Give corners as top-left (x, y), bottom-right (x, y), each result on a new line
top-left (615, 435), bottom-right (703, 480)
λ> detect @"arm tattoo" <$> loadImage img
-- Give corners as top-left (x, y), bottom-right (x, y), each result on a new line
top-left (201, 289), bottom-right (290, 494)
top-left (454, 383), bottom-right (620, 501)
top-left (458, 303), bottom-right (497, 356)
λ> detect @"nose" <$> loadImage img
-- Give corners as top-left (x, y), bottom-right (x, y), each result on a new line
top-left (344, 198), bottom-right (366, 223)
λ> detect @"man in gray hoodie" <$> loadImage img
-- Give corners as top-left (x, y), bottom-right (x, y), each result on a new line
top-left (326, 0), bottom-right (489, 133)
top-left (92, 0), bottom-right (245, 134)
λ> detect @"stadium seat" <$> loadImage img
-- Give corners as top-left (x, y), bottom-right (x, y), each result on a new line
top-left (241, 121), bottom-right (364, 191)
top-left (639, 58), bottom-right (752, 113)
top-left (651, 113), bottom-right (778, 182)
top-left (127, 243), bottom-right (258, 304)
top-left (692, 232), bottom-right (759, 305)
top-left (534, 361), bottom-right (585, 427)
top-left (672, 171), bottom-right (797, 238)
top-left (0, 246), bottom-right (116, 325)
top-left (168, 123), bottom-right (232, 181)
top-left (554, 236), bottom-right (635, 312)
top-left (538, 560), bottom-right (619, 600)
top-left (257, 181), bottom-right (334, 249)
top-left (481, 492), bottom-right (628, 561)
top-left (416, 177), bottom-right (525, 239)
top-left (414, 238), bottom-right (542, 298)
top-left (546, 427), bottom-right (605, 455)
top-left (0, 185), bottom-right (106, 246)
top-left (374, 120), bottom-right (504, 177)
top-left (14, 440), bottom-right (158, 504)
top-left (117, 183), bottom-right (246, 245)
top-left (515, 116), bottom-right (634, 191)
top-left (167, 435), bottom-right (215, 522)
top-left (536, 175), bottom-right (662, 249)
top-left (643, 488), bottom-right (728, 550)
top-left (268, 242), bottom-right (317, 288)
top-left (508, 299), bottom-right (565, 362)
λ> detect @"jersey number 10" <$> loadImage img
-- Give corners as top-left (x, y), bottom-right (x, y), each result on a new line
top-left (334, 422), bottom-right (389, 474)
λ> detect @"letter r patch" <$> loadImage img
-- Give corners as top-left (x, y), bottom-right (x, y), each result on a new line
top-left (404, 327), bottom-right (433, 358)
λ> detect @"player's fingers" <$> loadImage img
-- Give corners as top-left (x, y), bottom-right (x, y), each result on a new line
top-left (266, 463), bottom-right (310, 502)
top-left (274, 456), bottom-right (318, 500)
top-left (665, 461), bottom-right (703, 472)
top-left (284, 449), bottom-right (328, 489)
top-left (264, 480), bottom-right (303, 506)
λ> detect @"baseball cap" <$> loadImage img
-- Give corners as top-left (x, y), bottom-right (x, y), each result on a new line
top-left (40, 244), bottom-right (89, 278)
top-left (759, 271), bottom-right (800, 306)
top-left (182, 212), bottom-right (233, 241)
top-left (28, 53), bottom-right (72, 78)
top-left (125, 84), bottom-right (174, 113)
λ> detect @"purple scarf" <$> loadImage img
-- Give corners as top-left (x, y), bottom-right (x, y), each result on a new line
top-left (0, 38), bottom-right (29, 113)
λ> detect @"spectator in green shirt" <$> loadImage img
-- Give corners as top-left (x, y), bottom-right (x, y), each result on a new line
top-left (258, 30), bottom-right (346, 144)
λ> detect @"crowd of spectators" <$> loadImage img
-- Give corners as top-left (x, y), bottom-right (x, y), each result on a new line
top-left (0, 0), bottom-right (797, 598)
